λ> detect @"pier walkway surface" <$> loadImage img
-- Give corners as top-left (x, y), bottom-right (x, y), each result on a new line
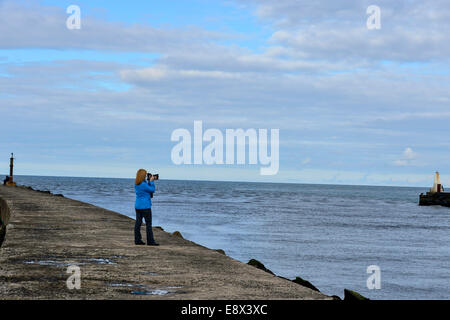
top-left (0, 185), bottom-right (329, 300)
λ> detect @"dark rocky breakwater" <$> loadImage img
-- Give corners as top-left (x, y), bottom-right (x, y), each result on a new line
top-left (419, 192), bottom-right (450, 207)
top-left (246, 258), bottom-right (368, 301)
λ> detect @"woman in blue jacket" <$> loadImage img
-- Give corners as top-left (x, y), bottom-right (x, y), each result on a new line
top-left (134, 169), bottom-right (159, 246)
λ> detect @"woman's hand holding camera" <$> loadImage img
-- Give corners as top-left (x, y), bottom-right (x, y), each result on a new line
top-left (147, 173), bottom-right (159, 182)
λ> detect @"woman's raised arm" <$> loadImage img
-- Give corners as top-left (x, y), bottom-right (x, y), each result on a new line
top-left (143, 180), bottom-right (156, 193)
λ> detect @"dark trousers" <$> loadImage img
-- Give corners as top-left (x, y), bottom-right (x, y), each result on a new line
top-left (135, 208), bottom-right (155, 244)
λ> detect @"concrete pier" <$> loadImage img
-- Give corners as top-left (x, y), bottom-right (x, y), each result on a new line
top-left (0, 185), bottom-right (329, 300)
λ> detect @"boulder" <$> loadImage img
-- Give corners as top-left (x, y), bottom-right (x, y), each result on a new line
top-left (215, 249), bottom-right (226, 255)
top-left (292, 276), bottom-right (320, 292)
top-left (247, 259), bottom-right (275, 275)
top-left (344, 289), bottom-right (370, 301)
top-left (172, 231), bottom-right (184, 239)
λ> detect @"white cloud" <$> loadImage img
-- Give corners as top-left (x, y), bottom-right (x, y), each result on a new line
top-left (394, 147), bottom-right (418, 166)
top-left (0, 0), bottom-right (224, 53)
top-left (239, 0), bottom-right (450, 61)
top-left (120, 66), bottom-right (243, 82)
top-left (404, 147), bottom-right (416, 160)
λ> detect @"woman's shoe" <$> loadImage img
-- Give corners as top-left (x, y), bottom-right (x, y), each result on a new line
top-left (135, 240), bottom-right (145, 245)
top-left (147, 242), bottom-right (159, 246)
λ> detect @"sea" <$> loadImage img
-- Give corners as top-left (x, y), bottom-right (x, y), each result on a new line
top-left (11, 175), bottom-right (450, 300)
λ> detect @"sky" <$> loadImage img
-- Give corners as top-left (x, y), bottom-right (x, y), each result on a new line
top-left (1, 0), bottom-right (449, 186)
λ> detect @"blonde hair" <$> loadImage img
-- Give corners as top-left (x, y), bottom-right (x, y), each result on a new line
top-left (135, 169), bottom-right (147, 185)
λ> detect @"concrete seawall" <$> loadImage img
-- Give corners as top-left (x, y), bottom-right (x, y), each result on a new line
top-left (0, 185), bottom-right (330, 300)
top-left (0, 196), bottom-right (10, 247)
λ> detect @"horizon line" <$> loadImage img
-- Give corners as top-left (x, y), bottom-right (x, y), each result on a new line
top-left (7, 173), bottom-right (429, 189)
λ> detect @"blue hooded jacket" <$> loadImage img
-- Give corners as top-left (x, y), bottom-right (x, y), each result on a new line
top-left (134, 180), bottom-right (155, 209)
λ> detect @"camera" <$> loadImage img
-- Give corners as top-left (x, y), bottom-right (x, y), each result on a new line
top-left (147, 173), bottom-right (159, 181)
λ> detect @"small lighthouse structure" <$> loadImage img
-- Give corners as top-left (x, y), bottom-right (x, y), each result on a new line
top-left (430, 171), bottom-right (443, 193)
top-left (10, 153), bottom-right (14, 180)
top-left (4, 153), bottom-right (17, 187)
